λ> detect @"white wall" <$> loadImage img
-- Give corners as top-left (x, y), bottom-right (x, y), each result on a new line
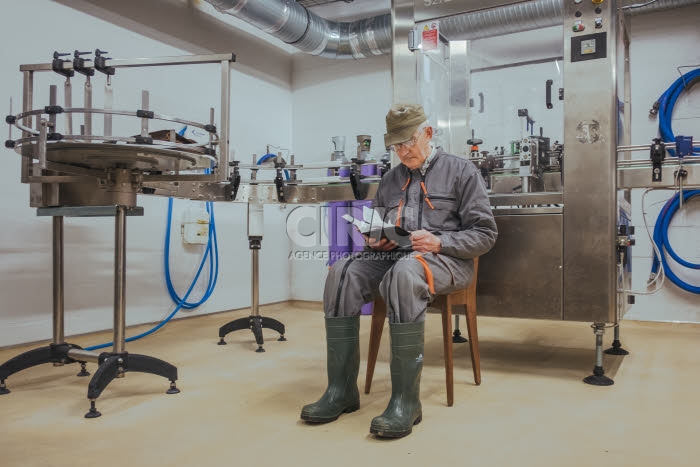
top-left (0, 1), bottom-right (293, 346)
top-left (289, 54), bottom-right (392, 300)
top-left (624, 5), bottom-right (700, 322)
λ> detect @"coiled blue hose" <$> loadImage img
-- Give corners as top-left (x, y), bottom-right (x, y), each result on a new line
top-left (655, 68), bottom-right (700, 157)
top-left (651, 190), bottom-right (700, 294)
top-left (84, 130), bottom-right (220, 350)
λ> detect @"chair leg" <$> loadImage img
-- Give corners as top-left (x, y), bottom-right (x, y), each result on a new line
top-left (465, 296), bottom-right (481, 386)
top-left (441, 298), bottom-right (454, 407)
top-left (364, 298), bottom-right (386, 394)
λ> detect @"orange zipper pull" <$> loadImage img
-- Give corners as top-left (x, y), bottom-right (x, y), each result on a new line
top-left (420, 182), bottom-right (434, 209)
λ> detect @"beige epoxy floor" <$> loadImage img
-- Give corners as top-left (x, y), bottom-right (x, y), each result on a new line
top-left (1, 302), bottom-right (699, 467)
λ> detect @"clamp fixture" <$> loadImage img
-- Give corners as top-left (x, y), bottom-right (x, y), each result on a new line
top-left (73, 51), bottom-right (95, 77)
top-left (94, 49), bottom-right (115, 76)
top-left (52, 51), bottom-right (74, 78)
top-left (649, 138), bottom-right (666, 182)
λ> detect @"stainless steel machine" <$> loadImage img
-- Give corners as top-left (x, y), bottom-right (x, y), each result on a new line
top-left (392, 0), bottom-right (700, 385)
top-left (0, 51), bottom-right (380, 416)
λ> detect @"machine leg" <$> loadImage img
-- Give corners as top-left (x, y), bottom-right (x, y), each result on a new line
top-left (604, 324), bottom-right (629, 356)
top-left (0, 343), bottom-right (85, 394)
top-left (583, 323), bottom-right (614, 386)
top-left (216, 235), bottom-right (286, 351)
top-left (83, 208), bottom-right (180, 419)
top-left (452, 313), bottom-right (468, 343)
top-left (85, 352), bottom-right (179, 418)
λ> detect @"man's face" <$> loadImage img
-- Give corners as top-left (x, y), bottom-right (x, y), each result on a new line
top-left (393, 126), bottom-right (433, 170)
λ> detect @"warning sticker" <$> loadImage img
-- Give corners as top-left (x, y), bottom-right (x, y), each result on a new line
top-left (422, 22), bottom-right (439, 52)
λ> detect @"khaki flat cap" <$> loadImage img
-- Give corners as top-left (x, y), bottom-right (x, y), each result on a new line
top-left (384, 103), bottom-right (428, 147)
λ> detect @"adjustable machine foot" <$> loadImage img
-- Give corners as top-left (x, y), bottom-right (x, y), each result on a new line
top-left (85, 399), bottom-right (101, 419)
top-left (604, 325), bottom-right (629, 356)
top-left (77, 362), bottom-right (91, 377)
top-left (452, 315), bottom-right (468, 343)
top-left (584, 323), bottom-right (614, 386)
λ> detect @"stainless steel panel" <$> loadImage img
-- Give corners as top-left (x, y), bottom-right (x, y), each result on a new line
top-left (562, 0), bottom-right (617, 323)
top-left (477, 214), bottom-right (563, 320)
top-left (618, 162), bottom-right (700, 189)
top-left (448, 40), bottom-right (469, 156)
top-left (415, 0), bottom-right (528, 22)
top-left (490, 172), bottom-right (563, 194)
top-left (491, 206), bottom-right (562, 215)
top-left (392, 0), bottom-right (418, 104)
top-left (489, 192), bottom-right (563, 206)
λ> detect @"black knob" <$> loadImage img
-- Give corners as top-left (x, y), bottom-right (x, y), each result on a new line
top-left (53, 51), bottom-right (70, 59)
top-left (95, 49), bottom-right (109, 57)
top-left (74, 50), bottom-right (91, 58)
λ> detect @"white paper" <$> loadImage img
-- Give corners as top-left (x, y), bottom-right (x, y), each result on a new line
top-left (341, 207), bottom-right (395, 234)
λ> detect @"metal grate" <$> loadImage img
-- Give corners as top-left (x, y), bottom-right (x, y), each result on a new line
top-left (297, 0), bottom-right (353, 7)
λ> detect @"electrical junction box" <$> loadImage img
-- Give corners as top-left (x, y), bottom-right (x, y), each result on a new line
top-left (182, 206), bottom-right (210, 245)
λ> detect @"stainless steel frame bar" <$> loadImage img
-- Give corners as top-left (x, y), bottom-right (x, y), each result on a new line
top-left (66, 349), bottom-right (101, 364)
top-left (52, 216), bottom-right (64, 345)
top-left (219, 60), bottom-right (231, 182)
top-left (19, 54), bottom-right (237, 72)
top-left (113, 206), bottom-right (127, 354)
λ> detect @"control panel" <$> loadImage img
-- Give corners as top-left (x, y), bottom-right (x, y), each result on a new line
top-left (569, 0), bottom-right (609, 63)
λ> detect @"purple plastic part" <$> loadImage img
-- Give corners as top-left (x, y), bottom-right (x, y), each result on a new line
top-left (360, 163), bottom-right (378, 176)
top-left (338, 167), bottom-right (351, 178)
top-left (328, 202), bottom-right (351, 267)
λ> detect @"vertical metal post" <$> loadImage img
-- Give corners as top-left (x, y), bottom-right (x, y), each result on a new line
top-left (219, 60), bottom-right (231, 182)
top-left (64, 78), bottom-right (72, 135)
top-left (104, 76), bottom-right (113, 138)
top-left (448, 40), bottom-right (469, 156)
top-left (84, 77), bottom-right (92, 136)
top-left (52, 216), bottom-right (65, 345)
top-left (141, 90), bottom-right (149, 137)
top-left (247, 202), bottom-right (264, 318)
top-left (251, 248), bottom-right (260, 318)
top-left (113, 206), bottom-right (127, 354)
top-left (21, 71), bottom-right (33, 184)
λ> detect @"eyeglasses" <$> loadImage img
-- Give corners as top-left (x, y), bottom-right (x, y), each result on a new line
top-left (389, 133), bottom-right (421, 152)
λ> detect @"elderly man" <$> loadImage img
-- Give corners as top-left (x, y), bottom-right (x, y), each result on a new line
top-left (301, 104), bottom-right (497, 438)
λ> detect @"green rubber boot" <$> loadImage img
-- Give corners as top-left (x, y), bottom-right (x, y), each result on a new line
top-left (370, 321), bottom-right (424, 438)
top-left (300, 316), bottom-right (361, 423)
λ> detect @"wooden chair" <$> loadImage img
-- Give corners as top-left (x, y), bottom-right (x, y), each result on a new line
top-left (364, 258), bottom-right (480, 407)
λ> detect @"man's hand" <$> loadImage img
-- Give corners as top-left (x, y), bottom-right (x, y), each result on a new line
top-left (365, 235), bottom-right (398, 251)
top-left (411, 230), bottom-right (441, 253)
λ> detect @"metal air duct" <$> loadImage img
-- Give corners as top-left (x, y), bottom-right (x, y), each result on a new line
top-left (204, 0), bottom-right (700, 58)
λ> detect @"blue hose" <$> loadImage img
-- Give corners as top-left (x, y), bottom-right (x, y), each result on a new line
top-left (651, 190), bottom-right (700, 294)
top-left (84, 152), bottom-right (220, 350)
top-left (258, 153), bottom-right (290, 180)
top-left (656, 68), bottom-right (700, 157)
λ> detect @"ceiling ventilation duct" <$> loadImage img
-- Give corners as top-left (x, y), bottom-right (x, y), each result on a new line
top-left (204, 0), bottom-right (700, 59)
